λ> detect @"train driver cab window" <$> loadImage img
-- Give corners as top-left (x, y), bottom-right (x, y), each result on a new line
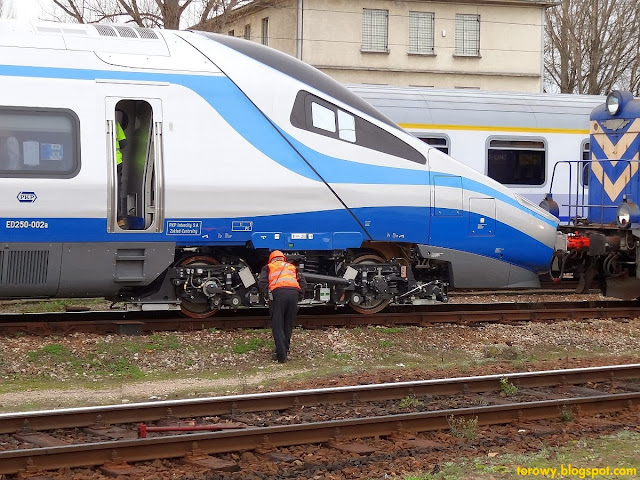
top-left (337, 110), bottom-right (356, 142)
top-left (581, 140), bottom-right (590, 186)
top-left (0, 109), bottom-right (78, 177)
top-left (114, 100), bottom-right (157, 231)
top-left (487, 138), bottom-right (546, 186)
top-left (418, 136), bottom-right (449, 155)
top-left (311, 102), bottom-right (336, 132)
top-left (310, 101), bottom-right (357, 143)
top-left (291, 90), bottom-right (425, 164)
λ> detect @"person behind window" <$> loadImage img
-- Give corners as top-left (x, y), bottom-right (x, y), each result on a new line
top-left (115, 111), bottom-right (128, 228)
top-left (258, 250), bottom-right (307, 363)
top-left (0, 136), bottom-right (20, 170)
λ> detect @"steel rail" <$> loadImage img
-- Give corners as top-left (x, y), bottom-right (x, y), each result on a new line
top-left (0, 300), bottom-right (638, 334)
top-left (0, 392), bottom-right (637, 475)
top-left (1, 364), bottom-right (638, 434)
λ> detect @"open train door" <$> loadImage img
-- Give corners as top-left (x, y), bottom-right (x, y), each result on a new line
top-left (105, 96), bottom-right (165, 233)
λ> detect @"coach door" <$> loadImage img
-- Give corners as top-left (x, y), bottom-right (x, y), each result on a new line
top-left (106, 97), bottom-right (164, 233)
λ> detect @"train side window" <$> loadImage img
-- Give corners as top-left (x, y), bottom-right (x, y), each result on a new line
top-left (418, 136), bottom-right (449, 155)
top-left (311, 102), bottom-right (336, 133)
top-left (487, 138), bottom-right (546, 186)
top-left (290, 90), bottom-right (425, 164)
top-left (0, 109), bottom-right (79, 178)
top-left (581, 140), bottom-right (590, 186)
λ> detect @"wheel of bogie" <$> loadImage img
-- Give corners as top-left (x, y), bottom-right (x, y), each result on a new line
top-left (349, 253), bottom-right (392, 314)
top-left (176, 255), bottom-right (220, 319)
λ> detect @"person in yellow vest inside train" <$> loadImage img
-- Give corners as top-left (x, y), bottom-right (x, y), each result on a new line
top-left (115, 111), bottom-right (128, 228)
top-left (258, 250), bottom-right (307, 363)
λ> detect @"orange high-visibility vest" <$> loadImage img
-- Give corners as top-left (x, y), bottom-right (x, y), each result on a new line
top-left (268, 260), bottom-right (300, 291)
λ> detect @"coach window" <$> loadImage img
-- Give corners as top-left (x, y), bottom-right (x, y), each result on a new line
top-left (580, 140), bottom-right (590, 186)
top-left (487, 138), bottom-right (546, 186)
top-left (418, 136), bottom-right (449, 155)
top-left (0, 109), bottom-right (78, 177)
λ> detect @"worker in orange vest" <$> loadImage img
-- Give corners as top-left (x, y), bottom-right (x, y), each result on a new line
top-left (258, 250), bottom-right (307, 363)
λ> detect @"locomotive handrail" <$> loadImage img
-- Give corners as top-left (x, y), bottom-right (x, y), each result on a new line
top-left (548, 159), bottom-right (640, 225)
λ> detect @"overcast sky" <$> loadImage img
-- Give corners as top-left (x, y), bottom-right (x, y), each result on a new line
top-left (13, 0), bottom-right (45, 21)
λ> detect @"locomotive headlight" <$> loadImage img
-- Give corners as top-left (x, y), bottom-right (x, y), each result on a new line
top-left (616, 198), bottom-right (640, 229)
top-left (606, 91), bottom-right (623, 115)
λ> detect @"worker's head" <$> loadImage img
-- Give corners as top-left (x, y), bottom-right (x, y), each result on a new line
top-left (116, 109), bottom-right (129, 130)
top-left (269, 250), bottom-right (285, 263)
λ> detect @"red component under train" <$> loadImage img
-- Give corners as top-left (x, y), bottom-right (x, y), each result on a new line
top-left (567, 235), bottom-right (590, 250)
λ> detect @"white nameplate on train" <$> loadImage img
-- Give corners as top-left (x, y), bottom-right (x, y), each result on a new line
top-left (166, 221), bottom-right (202, 235)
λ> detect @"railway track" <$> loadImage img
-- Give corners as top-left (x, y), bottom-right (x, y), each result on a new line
top-left (0, 299), bottom-right (637, 335)
top-left (0, 364), bottom-right (638, 476)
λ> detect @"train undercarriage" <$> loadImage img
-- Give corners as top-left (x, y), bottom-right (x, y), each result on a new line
top-left (551, 224), bottom-right (640, 299)
top-left (122, 243), bottom-right (449, 317)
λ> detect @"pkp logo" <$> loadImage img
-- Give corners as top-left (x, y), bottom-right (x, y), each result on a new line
top-left (17, 192), bottom-right (37, 203)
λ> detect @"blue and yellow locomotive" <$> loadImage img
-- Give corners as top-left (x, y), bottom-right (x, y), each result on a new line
top-left (543, 91), bottom-right (640, 298)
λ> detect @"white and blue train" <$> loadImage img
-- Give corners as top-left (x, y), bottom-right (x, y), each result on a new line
top-left (0, 21), bottom-right (559, 317)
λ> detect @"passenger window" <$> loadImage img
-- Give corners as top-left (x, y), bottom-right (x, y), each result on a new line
top-left (0, 109), bottom-right (78, 177)
top-left (581, 140), bottom-right (590, 186)
top-left (311, 102), bottom-right (336, 133)
top-left (487, 139), bottom-right (545, 186)
top-left (418, 136), bottom-right (449, 155)
top-left (338, 110), bottom-right (356, 142)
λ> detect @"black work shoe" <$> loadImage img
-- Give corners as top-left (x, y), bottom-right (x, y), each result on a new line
top-left (271, 352), bottom-right (287, 363)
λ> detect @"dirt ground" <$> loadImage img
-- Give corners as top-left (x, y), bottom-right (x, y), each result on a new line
top-left (0, 293), bottom-right (638, 479)
top-left (0, 292), bottom-right (638, 411)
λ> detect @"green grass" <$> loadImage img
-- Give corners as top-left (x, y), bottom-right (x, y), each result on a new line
top-left (447, 415), bottom-right (478, 441)
top-left (377, 327), bottom-right (406, 334)
top-left (95, 358), bottom-right (145, 379)
top-left (326, 352), bottom-right (352, 361)
top-left (232, 337), bottom-right (268, 354)
top-left (398, 395), bottom-right (424, 409)
top-left (499, 377), bottom-right (518, 396)
top-left (27, 343), bottom-right (70, 361)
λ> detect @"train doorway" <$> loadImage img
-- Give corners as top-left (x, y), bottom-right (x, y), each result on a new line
top-left (106, 97), bottom-right (164, 232)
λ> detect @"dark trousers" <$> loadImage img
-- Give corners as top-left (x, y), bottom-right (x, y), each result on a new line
top-left (117, 163), bottom-right (127, 222)
top-left (270, 288), bottom-right (299, 362)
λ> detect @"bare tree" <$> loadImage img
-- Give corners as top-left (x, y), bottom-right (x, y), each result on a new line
top-left (545, 0), bottom-right (640, 95)
top-left (0, 0), bottom-right (15, 18)
top-left (49, 0), bottom-right (255, 31)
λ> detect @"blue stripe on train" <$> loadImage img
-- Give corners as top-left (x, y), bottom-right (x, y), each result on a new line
top-left (0, 207), bottom-right (552, 272)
